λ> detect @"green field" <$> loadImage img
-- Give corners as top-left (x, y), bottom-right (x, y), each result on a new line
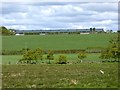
top-left (2, 53), bottom-right (101, 65)
top-left (2, 63), bottom-right (118, 88)
top-left (1, 33), bottom-right (119, 88)
top-left (2, 33), bottom-right (117, 51)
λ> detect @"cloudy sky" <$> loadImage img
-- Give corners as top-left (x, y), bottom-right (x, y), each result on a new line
top-left (0, 1), bottom-right (118, 31)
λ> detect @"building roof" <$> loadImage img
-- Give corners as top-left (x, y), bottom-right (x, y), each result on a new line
top-left (14, 28), bottom-right (104, 33)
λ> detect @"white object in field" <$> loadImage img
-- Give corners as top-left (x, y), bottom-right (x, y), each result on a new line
top-left (100, 70), bottom-right (104, 74)
top-left (15, 34), bottom-right (24, 36)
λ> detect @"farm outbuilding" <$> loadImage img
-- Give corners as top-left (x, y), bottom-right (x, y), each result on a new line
top-left (13, 28), bottom-right (104, 35)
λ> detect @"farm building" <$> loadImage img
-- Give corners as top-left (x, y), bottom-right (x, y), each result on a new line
top-left (13, 28), bottom-right (104, 35)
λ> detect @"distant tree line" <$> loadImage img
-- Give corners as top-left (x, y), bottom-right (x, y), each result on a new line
top-left (1, 26), bottom-right (116, 36)
top-left (24, 32), bottom-right (40, 35)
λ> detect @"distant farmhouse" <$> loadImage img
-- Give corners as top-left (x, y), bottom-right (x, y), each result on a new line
top-left (14, 28), bottom-right (104, 35)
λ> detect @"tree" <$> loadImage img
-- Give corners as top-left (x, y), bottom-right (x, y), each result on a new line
top-left (35, 48), bottom-right (43, 60)
top-left (90, 28), bottom-right (92, 31)
top-left (90, 28), bottom-right (96, 34)
top-left (78, 51), bottom-right (87, 62)
top-left (93, 28), bottom-right (96, 31)
top-left (90, 28), bottom-right (92, 33)
top-left (106, 30), bottom-right (113, 33)
top-left (21, 48), bottom-right (30, 54)
top-left (93, 28), bottom-right (96, 33)
top-left (108, 37), bottom-right (119, 61)
top-left (0, 26), bottom-right (8, 35)
top-left (22, 50), bottom-right (37, 64)
top-left (47, 50), bottom-right (54, 64)
top-left (0, 26), bottom-right (15, 35)
top-left (100, 37), bottom-right (120, 62)
top-left (19, 48), bottom-right (43, 64)
top-left (99, 49), bottom-right (113, 60)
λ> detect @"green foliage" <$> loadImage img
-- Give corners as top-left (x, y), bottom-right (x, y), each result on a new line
top-left (57, 55), bottom-right (67, 64)
top-left (21, 48), bottom-right (30, 54)
top-left (35, 48), bottom-right (43, 60)
top-left (22, 50), bottom-right (37, 63)
top-left (99, 50), bottom-right (113, 60)
top-left (47, 50), bottom-right (54, 64)
top-left (0, 26), bottom-right (15, 35)
top-left (78, 51), bottom-right (87, 61)
top-left (2, 53), bottom-right (101, 65)
top-left (47, 54), bottom-right (54, 60)
top-left (108, 38), bottom-right (120, 60)
top-left (19, 48), bottom-right (43, 64)
top-left (100, 37), bottom-right (120, 62)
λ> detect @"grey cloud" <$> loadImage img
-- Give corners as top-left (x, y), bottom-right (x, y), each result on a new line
top-left (1, 3), bottom-right (28, 14)
top-left (80, 3), bottom-right (118, 13)
top-left (1, 2), bottom-right (118, 31)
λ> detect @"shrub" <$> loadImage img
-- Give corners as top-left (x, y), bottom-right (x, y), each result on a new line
top-left (46, 50), bottom-right (54, 64)
top-left (56, 55), bottom-right (67, 64)
top-left (78, 51), bottom-right (87, 62)
top-left (19, 48), bottom-right (43, 64)
top-left (99, 37), bottom-right (120, 62)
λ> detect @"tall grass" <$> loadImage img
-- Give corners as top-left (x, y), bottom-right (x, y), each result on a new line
top-left (2, 63), bottom-right (118, 88)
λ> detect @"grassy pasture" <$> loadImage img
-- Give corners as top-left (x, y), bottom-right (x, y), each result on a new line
top-left (1, 33), bottom-right (119, 88)
top-left (2, 63), bottom-right (118, 88)
top-left (2, 33), bottom-right (117, 51)
top-left (2, 53), bottom-right (101, 64)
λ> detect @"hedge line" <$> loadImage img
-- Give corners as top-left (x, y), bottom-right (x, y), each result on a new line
top-left (1, 48), bottom-right (104, 55)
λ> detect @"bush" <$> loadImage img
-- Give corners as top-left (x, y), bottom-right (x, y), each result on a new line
top-left (18, 48), bottom-right (43, 64)
top-left (99, 37), bottom-right (120, 62)
top-left (78, 51), bottom-right (87, 61)
top-left (56, 55), bottom-right (67, 64)
top-left (46, 50), bottom-right (54, 64)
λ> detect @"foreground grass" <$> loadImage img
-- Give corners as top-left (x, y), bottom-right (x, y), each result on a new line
top-left (2, 63), bottom-right (118, 88)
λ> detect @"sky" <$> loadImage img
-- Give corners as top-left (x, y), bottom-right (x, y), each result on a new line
top-left (0, 1), bottom-right (119, 31)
